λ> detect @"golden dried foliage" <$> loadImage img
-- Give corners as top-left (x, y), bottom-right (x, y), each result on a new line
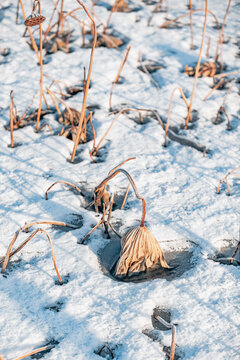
top-left (115, 226), bottom-right (170, 277)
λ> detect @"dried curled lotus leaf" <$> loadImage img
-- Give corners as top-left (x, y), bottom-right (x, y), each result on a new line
top-left (185, 62), bottom-right (217, 77)
top-left (114, 0), bottom-right (131, 12)
top-left (96, 34), bottom-right (123, 48)
top-left (115, 226), bottom-right (170, 277)
top-left (58, 108), bottom-right (81, 126)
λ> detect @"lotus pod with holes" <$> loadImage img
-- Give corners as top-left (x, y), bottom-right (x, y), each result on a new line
top-left (24, 14), bottom-right (46, 27)
top-left (115, 225), bottom-right (170, 278)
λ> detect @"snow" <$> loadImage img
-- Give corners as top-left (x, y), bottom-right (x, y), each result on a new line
top-left (0, 0), bottom-right (239, 359)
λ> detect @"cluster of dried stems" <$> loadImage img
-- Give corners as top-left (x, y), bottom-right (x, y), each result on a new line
top-left (217, 166), bottom-right (240, 195)
top-left (1, 220), bottom-right (78, 283)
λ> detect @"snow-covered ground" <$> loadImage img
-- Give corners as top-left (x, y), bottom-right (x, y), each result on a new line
top-left (0, 0), bottom-right (239, 359)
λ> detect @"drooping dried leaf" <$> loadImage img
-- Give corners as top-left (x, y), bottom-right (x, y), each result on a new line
top-left (184, 61), bottom-right (217, 77)
top-left (96, 34), bottom-right (123, 48)
top-left (115, 226), bottom-right (170, 278)
top-left (113, 0), bottom-right (131, 12)
top-left (58, 108), bottom-right (81, 126)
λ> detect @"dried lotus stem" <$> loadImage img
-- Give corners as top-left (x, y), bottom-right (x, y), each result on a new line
top-left (109, 45), bottom-right (131, 110)
top-left (95, 168), bottom-right (146, 227)
top-left (91, 108), bottom-right (163, 157)
top-left (154, 314), bottom-right (176, 360)
top-left (217, 166), bottom-right (240, 195)
top-left (45, 180), bottom-right (82, 199)
top-left (214, 0), bottom-right (232, 65)
top-left (165, 87), bottom-right (189, 146)
top-left (121, 183), bottom-right (130, 210)
top-left (71, 1), bottom-right (97, 163)
top-left (1, 228), bottom-right (62, 284)
top-left (158, 8), bottom-right (219, 30)
top-left (30, 0), bottom-right (45, 132)
top-left (185, 0), bottom-right (208, 129)
top-left (19, 0), bottom-right (40, 62)
top-left (11, 345), bottom-right (55, 360)
top-left (1, 220), bottom-right (77, 274)
top-left (45, 88), bottom-right (61, 115)
top-left (85, 157), bottom-right (136, 209)
top-left (189, 0), bottom-right (194, 50)
top-left (81, 198), bottom-right (111, 243)
top-left (10, 90), bottom-right (14, 148)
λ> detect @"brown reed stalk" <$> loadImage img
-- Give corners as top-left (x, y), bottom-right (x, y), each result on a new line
top-left (91, 108), bottom-right (162, 157)
top-left (103, 0), bottom-right (120, 34)
top-left (10, 91), bottom-right (14, 148)
top-left (217, 166), bottom-right (240, 195)
top-left (185, 0), bottom-right (208, 129)
top-left (1, 220), bottom-right (77, 274)
top-left (45, 180), bottom-right (82, 199)
top-left (214, 0), bottom-right (232, 65)
top-left (109, 45), bottom-right (131, 110)
top-left (154, 314), bottom-right (176, 360)
top-left (95, 168), bottom-right (146, 227)
top-left (158, 8), bottom-right (219, 29)
top-left (215, 79), bottom-right (236, 128)
top-left (71, 1), bottom-right (97, 163)
top-left (18, 0), bottom-right (40, 62)
top-left (121, 183), bottom-right (130, 210)
top-left (214, 71), bottom-right (240, 79)
top-left (203, 79), bottom-right (227, 101)
top-left (35, 1), bottom-right (44, 132)
top-left (189, 0), bottom-right (194, 50)
top-left (165, 87), bottom-right (189, 146)
top-left (81, 199), bottom-right (111, 243)
top-left (57, 0), bottom-right (64, 35)
top-left (1, 228), bottom-right (62, 283)
top-left (12, 345), bottom-right (54, 360)
top-left (47, 89), bottom-right (74, 126)
top-left (206, 36), bottom-right (211, 58)
top-left (44, 0), bottom-right (60, 41)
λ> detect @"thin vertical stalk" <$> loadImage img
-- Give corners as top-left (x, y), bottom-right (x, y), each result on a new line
top-left (35, 0), bottom-right (44, 132)
top-left (10, 91), bottom-right (14, 148)
top-left (71, 0), bottom-right (97, 163)
top-left (214, 0), bottom-right (232, 66)
top-left (185, 0), bottom-right (208, 129)
top-left (109, 45), bottom-right (131, 110)
top-left (164, 87), bottom-right (189, 145)
top-left (18, 0), bottom-right (40, 62)
top-left (189, 0), bottom-right (194, 49)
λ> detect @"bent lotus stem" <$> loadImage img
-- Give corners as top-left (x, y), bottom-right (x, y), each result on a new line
top-left (217, 166), bottom-right (240, 195)
top-left (158, 8), bottom-right (219, 30)
top-left (45, 180), bottom-right (82, 199)
top-left (154, 314), bottom-right (176, 360)
top-left (1, 220), bottom-right (78, 274)
top-left (1, 228), bottom-right (62, 284)
top-left (165, 87), bottom-right (189, 146)
top-left (71, 1), bottom-right (97, 163)
top-left (95, 168), bottom-right (146, 227)
top-left (185, 0), bottom-right (208, 129)
top-left (91, 108), bottom-right (163, 157)
top-left (12, 345), bottom-right (54, 360)
top-left (18, 0), bottom-right (40, 62)
top-left (214, 0), bottom-right (232, 66)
